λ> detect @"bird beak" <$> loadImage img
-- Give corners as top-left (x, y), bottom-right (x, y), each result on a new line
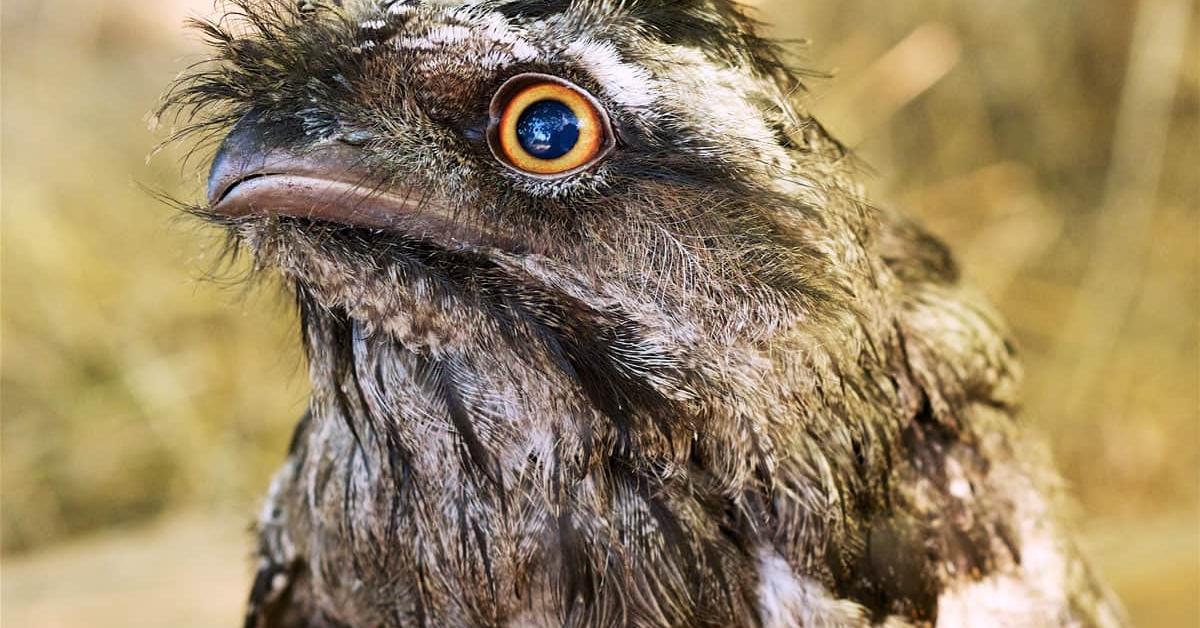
top-left (207, 116), bottom-right (445, 232)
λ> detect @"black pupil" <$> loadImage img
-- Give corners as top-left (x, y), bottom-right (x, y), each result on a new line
top-left (516, 100), bottom-right (580, 160)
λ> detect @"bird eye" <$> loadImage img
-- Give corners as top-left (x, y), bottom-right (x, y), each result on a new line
top-left (488, 74), bottom-right (613, 178)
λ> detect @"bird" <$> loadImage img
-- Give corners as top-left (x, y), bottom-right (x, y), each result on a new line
top-left (163, 0), bottom-right (1127, 626)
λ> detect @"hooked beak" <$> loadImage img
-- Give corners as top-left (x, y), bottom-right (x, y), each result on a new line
top-left (207, 116), bottom-right (460, 237)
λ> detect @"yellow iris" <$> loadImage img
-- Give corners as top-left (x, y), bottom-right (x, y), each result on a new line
top-left (493, 77), bottom-right (608, 176)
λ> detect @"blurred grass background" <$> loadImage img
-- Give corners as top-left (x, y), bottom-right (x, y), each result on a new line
top-left (2, 0), bottom-right (1196, 625)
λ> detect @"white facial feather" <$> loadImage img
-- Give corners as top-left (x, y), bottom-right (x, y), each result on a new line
top-left (565, 38), bottom-right (658, 109)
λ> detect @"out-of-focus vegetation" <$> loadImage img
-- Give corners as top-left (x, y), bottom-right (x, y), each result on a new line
top-left (2, 0), bottom-right (308, 551)
top-left (2, 0), bottom-right (1196, 625)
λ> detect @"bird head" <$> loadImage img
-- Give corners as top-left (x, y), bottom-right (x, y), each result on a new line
top-left (169, 0), bottom-right (869, 360)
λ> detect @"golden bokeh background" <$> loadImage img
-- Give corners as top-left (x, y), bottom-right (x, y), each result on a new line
top-left (2, 0), bottom-right (1196, 625)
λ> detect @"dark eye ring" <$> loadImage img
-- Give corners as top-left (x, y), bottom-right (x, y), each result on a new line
top-left (487, 73), bottom-right (614, 178)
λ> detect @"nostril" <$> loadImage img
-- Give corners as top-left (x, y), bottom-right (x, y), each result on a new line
top-left (336, 129), bottom-right (374, 147)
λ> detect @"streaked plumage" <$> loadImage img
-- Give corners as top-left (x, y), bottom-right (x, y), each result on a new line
top-left (163, 0), bottom-right (1125, 625)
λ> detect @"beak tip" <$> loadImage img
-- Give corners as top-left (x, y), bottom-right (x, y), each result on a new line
top-left (206, 112), bottom-right (274, 208)
top-left (205, 154), bottom-right (231, 207)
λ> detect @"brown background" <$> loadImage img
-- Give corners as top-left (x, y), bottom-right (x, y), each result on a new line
top-left (3, 0), bottom-right (1196, 625)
